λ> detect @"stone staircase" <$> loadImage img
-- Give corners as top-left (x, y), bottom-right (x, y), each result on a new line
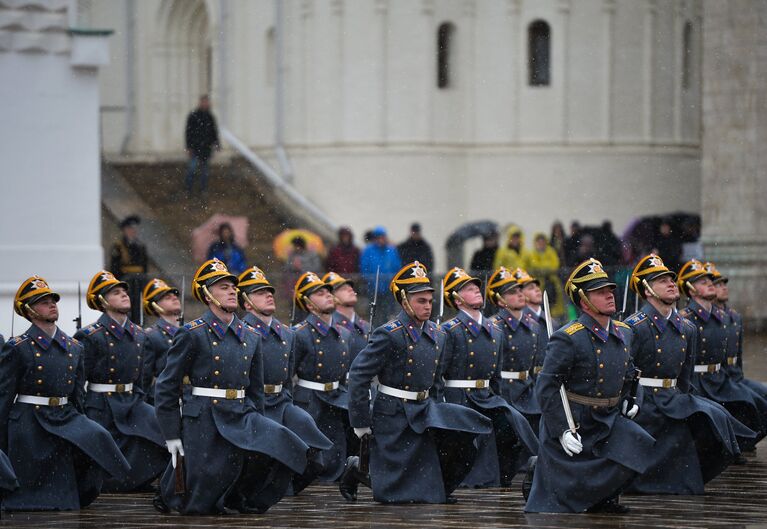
top-left (102, 156), bottom-right (325, 321)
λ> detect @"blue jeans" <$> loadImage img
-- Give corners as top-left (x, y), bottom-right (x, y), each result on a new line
top-left (185, 155), bottom-right (210, 193)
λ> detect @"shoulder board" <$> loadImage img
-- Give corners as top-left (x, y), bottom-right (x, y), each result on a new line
top-left (145, 327), bottom-right (155, 334)
top-left (242, 322), bottom-right (259, 334)
top-left (383, 319), bottom-right (403, 333)
top-left (441, 317), bottom-right (461, 331)
top-left (6, 334), bottom-right (29, 346)
top-left (728, 308), bottom-right (740, 319)
top-left (624, 311), bottom-right (647, 326)
top-left (679, 308), bottom-right (692, 318)
top-left (80, 323), bottom-right (104, 336)
top-left (291, 322), bottom-right (308, 332)
top-left (564, 322), bottom-right (585, 335)
top-left (183, 318), bottom-right (206, 331)
top-left (70, 337), bottom-right (81, 346)
top-left (613, 320), bottom-right (630, 329)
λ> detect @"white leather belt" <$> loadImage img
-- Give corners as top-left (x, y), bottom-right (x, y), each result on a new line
top-left (444, 379), bottom-right (489, 389)
top-left (639, 377), bottom-right (677, 388)
top-left (378, 384), bottom-right (429, 401)
top-left (88, 382), bottom-right (133, 393)
top-left (16, 394), bottom-right (68, 406)
top-left (192, 386), bottom-right (245, 399)
top-left (263, 384), bottom-right (283, 394)
top-left (694, 363), bottom-right (721, 374)
top-left (726, 357), bottom-right (737, 366)
top-left (297, 378), bottom-right (340, 392)
top-left (501, 370), bottom-right (528, 381)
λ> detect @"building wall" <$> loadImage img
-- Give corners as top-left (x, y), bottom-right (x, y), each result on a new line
top-left (0, 1), bottom-right (107, 336)
top-left (92, 0), bottom-right (703, 269)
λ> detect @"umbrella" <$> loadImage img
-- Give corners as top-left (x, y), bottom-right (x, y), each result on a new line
top-left (192, 214), bottom-right (249, 263)
top-left (273, 229), bottom-right (326, 261)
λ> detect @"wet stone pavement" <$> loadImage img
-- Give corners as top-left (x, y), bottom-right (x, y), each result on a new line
top-left (3, 333), bottom-right (767, 529)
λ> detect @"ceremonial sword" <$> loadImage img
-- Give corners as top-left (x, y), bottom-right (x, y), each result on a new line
top-left (544, 291), bottom-right (577, 434)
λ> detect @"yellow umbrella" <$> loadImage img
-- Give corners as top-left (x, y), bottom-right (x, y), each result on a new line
top-left (273, 229), bottom-right (326, 261)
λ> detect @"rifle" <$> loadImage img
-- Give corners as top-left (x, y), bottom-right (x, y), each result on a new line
top-left (368, 266), bottom-right (380, 325)
top-left (139, 288), bottom-right (145, 328)
top-left (481, 272), bottom-right (489, 311)
top-left (174, 455), bottom-right (186, 494)
top-left (436, 276), bottom-right (445, 326)
top-left (73, 282), bottom-right (82, 331)
top-left (618, 276), bottom-right (629, 321)
top-left (544, 291), bottom-right (577, 435)
top-left (178, 275), bottom-right (186, 326)
top-left (290, 292), bottom-right (297, 326)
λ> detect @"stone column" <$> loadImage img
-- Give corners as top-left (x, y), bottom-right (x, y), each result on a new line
top-left (701, 0), bottom-right (767, 329)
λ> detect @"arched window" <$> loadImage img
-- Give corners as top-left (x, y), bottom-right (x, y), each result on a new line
top-left (682, 21), bottom-right (692, 90)
top-left (437, 22), bottom-right (455, 89)
top-left (528, 20), bottom-right (551, 86)
top-left (266, 27), bottom-right (276, 86)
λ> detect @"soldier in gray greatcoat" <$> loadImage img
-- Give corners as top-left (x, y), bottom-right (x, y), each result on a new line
top-left (342, 262), bottom-right (493, 503)
top-left (291, 271), bottom-right (353, 482)
top-left (154, 259), bottom-right (308, 514)
top-left (75, 270), bottom-right (168, 492)
top-left (525, 258), bottom-right (655, 514)
top-left (1, 276), bottom-right (129, 510)
top-left (237, 266), bottom-right (332, 494)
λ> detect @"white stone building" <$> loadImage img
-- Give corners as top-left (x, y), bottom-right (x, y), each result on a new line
top-left (87, 0), bottom-right (703, 268)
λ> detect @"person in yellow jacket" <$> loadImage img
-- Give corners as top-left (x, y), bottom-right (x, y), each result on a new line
top-left (526, 233), bottom-right (565, 320)
top-left (493, 225), bottom-right (530, 272)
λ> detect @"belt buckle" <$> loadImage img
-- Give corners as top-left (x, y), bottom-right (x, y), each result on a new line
top-left (115, 383), bottom-right (125, 393)
top-left (475, 380), bottom-right (486, 389)
top-left (48, 397), bottom-right (60, 406)
top-left (416, 390), bottom-right (428, 401)
top-left (519, 371), bottom-right (528, 381)
top-left (225, 388), bottom-right (238, 400)
top-left (663, 379), bottom-right (673, 388)
top-left (727, 357), bottom-right (735, 366)
top-left (323, 382), bottom-right (334, 392)
top-left (264, 384), bottom-right (275, 394)
top-left (534, 366), bottom-right (543, 374)
top-left (708, 364), bottom-right (717, 373)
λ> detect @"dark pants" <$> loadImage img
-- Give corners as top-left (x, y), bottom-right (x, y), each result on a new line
top-left (185, 155), bottom-right (210, 193)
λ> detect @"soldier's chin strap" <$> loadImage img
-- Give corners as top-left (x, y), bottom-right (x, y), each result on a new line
top-left (202, 284), bottom-right (235, 313)
top-left (302, 294), bottom-right (322, 316)
top-left (641, 278), bottom-right (675, 306)
top-left (685, 280), bottom-right (698, 298)
top-left (577, 289), bottom-right (612, 317)
top-left (451, 291), bottom-right (482, 311)
top-left (23, 303), bottom-right (55, 323)
top-left (151, 301), bottom-right (167, 316)
top-left (493, 292), bottom-right (509, 310)
top-left (399, 290), bottom-right (417, 321)
top-left (242, 291), bottom-right (271, 319)
top-left (97, 291), bottom-right (130, 315)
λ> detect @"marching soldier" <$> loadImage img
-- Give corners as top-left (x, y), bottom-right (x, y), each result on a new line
top-left (75, 271), bottom-right (168, 492)
top-left (707, 262), bottom-right (767, 402)
top-left (487, 267), bottom-right (542, 432)
top-left (154, 259), bottom-right (309, 514)
top-left (439, 267), bottom-right (539, 488)
top-left (343, 261), bottom-right (492, 503)
top-left (518, 269), bottom-right (550, 377)
top-left (678, 259), bottom-right (767, 450)
top-left (291, 272), bottom-right (353, 482)
top-left (525, 258), bottom-right (655, 514)
top-left (624, 255), bottom-right (753, 494)
top-left (237, 266), bottom-right (333, 494)
top-left (142, 278), bottom-right (182, 405)
top-left (1, 277), bottom-right (129, 510)
top-left (323, 272), bottom-right (371, 365)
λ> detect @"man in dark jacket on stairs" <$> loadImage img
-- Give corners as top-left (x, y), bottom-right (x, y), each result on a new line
top-left (184, 94), bottom-right (219, 196)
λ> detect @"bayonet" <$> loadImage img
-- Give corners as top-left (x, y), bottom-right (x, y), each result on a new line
top-left (436, 276), bottom-right (445, 326)
top-left (73, 282), bottom-right (82, 331)
top-left (619, 276), bottom-right (629, 321)
top-left (369, 266), bottom-right (380, 325)
top-left (178, 275), bottom-right (186, 326)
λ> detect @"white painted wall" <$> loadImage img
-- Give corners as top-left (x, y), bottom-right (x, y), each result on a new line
top-left (0, 2), bottom-right (109, 337)
top-left (90, 0), bottom-right (702, 271)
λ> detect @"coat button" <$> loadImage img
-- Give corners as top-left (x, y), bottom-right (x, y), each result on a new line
top-left (212, 399), bottom-right (218, 404)
top-left (214, 356), bottom-right (220, 361)
top-left (214, 370), bottom-right (220, 375)
top-left (317, 363), bottom-right (323, 368)
top-left (408, 359), bottom-right (413, 364)
top-left (37, 379), bottom-right (43, 384)
top-left (110, 367), bottom-right (115, 373)
top-left (35, 352), bottom-right (41, 357)
top-left (599, 363), bottom-right (604, 369)
top-left (316, 339), bottom-right (321, 343)
top-left (213, 341), bottom-right (219, 346)
top-left (408, 345), bottom-right (414, 350)
top-left (406, 372), bottom-right (412, 377)
top-left (318, 351), bottom-right (324, 356)
top-left (37, 365), bottom-right (43, 371)
top-left (469, 364), bottom-right (474, 368)
top-left (657, 348), bottom-right (662, 353)
top-left (404, 385), bottom-right (410, 390)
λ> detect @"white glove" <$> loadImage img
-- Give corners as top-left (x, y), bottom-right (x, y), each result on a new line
top-left (559, 430), bottom-right (583, 457)
top-left (622, 401), bottom-right (639, 419)
top-left (166, 439), bottom-right (185, 468)
top-left (354, 427), bottom-right (372, 439)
